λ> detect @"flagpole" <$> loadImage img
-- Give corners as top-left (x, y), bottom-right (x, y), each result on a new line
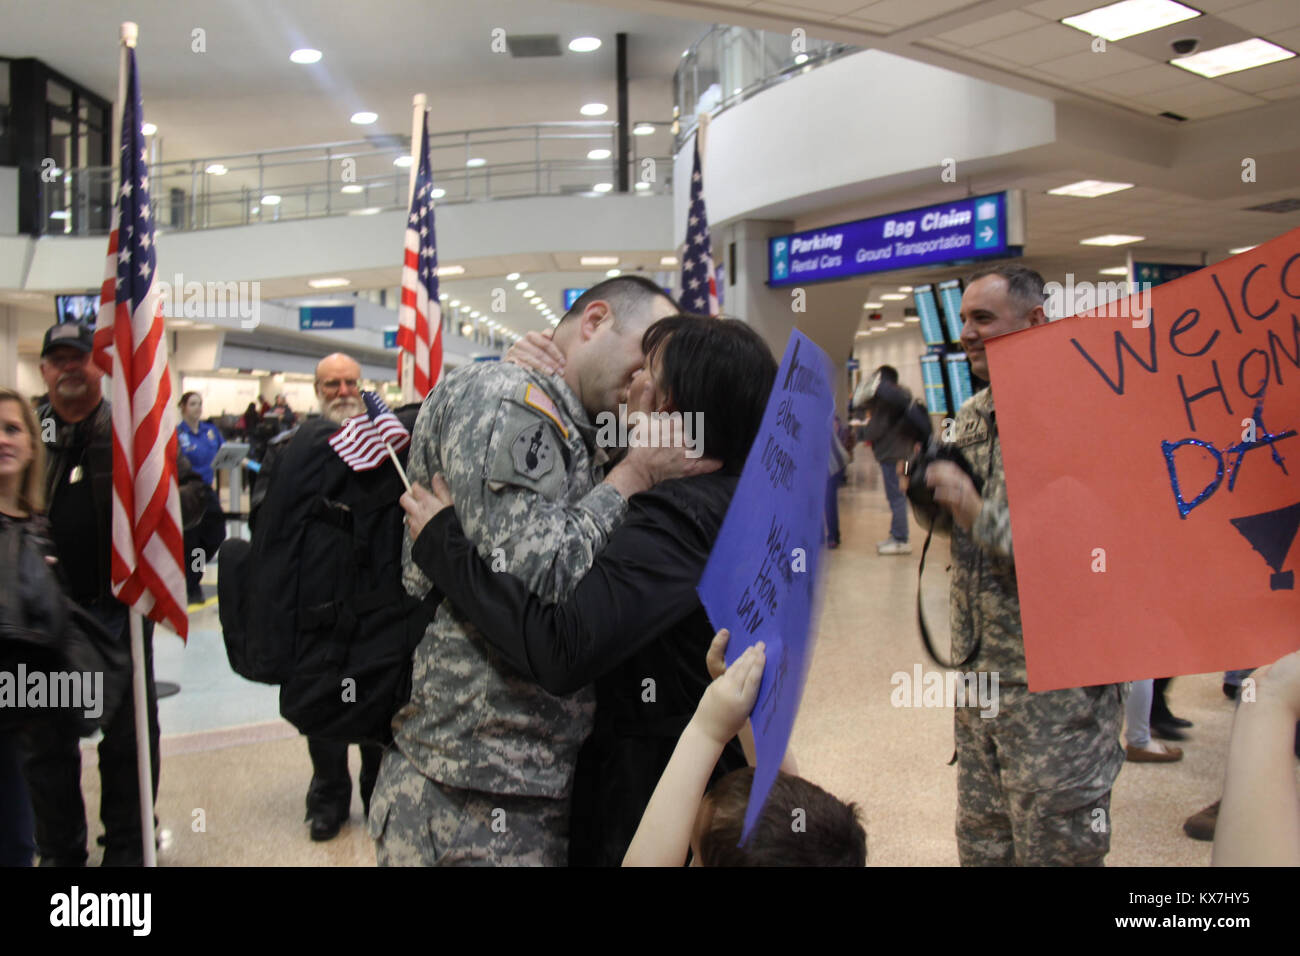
top-left (399, 94), bottom-right (426, 406)
top-left (115, 19), bottom-right (158, 869)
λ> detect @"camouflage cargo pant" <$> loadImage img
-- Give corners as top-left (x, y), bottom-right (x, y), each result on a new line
top-left (955, 683), bottom-right (1126, 866)
top-left (369, 746), bottom-right (569, 866)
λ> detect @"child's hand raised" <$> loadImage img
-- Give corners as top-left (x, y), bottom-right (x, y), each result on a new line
top-left (694, 641), bottom-right (765, 746)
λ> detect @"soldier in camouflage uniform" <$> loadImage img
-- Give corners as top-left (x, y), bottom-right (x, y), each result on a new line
top-left (925, 266), bottom-right (1126, 866)
top-left (369, 276), bottom-right (685, 866)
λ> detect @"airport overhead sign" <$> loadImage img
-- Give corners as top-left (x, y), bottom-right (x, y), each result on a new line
top-left (768, 191), bottom-right (1024, 287)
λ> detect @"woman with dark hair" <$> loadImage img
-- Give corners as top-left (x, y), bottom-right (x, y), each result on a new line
top-left (401, 315), bottom-right (778, 865)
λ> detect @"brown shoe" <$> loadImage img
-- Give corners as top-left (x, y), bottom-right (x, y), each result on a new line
top-left (1183, 800), bottom-right (1220, 841)
top-left (1125, 741), bottom-right (1183, 763)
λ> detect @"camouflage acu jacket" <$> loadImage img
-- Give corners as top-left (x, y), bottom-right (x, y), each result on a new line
top-left (392, 361), bottom-right (628, 798)
top-left (948, 386), bottom-right (1028, 686)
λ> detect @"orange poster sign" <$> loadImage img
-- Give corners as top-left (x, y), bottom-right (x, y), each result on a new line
top-left (987, 228), bottom-right (1300, 691)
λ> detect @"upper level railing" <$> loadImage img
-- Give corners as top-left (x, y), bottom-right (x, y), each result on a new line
top-left (39, 120), bottom-right (673, 236)
top-left (674, 25), bottom-right (858, 146)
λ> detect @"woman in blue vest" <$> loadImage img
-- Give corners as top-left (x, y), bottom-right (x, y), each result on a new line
top-left (176, 392), bottom-right (223, 604)
top-left (176, 392), bottom-right (224, 486)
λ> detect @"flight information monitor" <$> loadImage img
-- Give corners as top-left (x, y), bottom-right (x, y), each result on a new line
top-left (913, 284), bottom-right (946, 347)
top-left (945, 352), bottom-right (975, 409)
top-left (937, 279), bottom-right (964, 343)
top-left (920, 353), bottom-right (948, 415)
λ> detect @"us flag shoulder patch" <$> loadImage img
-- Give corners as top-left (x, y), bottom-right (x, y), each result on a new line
top-left (521, 384), bottom-right (568, 440)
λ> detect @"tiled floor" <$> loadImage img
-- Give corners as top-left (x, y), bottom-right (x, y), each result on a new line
top-left (72, 455), bottom-right (1276, 865)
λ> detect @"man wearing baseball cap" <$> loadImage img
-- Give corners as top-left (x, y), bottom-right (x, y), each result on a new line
top-left (17, 322), bottom-right (161, 866)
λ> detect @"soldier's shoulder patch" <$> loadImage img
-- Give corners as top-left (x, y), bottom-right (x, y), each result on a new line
top-left (515, 383), bottom-right (569, 440)
top-left (510, 420), bottom-right (557, 480)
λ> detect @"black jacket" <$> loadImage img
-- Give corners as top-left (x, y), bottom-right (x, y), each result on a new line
top-left (38, 399), bottom-right (114, 604)
top-left (413, 471), bottom-right (748, 866)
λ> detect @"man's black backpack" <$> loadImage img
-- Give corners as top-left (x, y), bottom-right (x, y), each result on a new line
top-left (217, 407), bottom-right (439, 745)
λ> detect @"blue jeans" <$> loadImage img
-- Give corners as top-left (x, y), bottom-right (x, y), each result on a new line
top-left (0, 732), bottom-right (35, 866)
top-left (879, 459), bottom-right (909, 543)
top-left (825, 471), bottom-right (843, 544)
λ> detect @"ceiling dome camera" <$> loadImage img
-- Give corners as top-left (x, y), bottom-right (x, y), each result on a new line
top-left (1171, 38), bottom-right (1199, 55)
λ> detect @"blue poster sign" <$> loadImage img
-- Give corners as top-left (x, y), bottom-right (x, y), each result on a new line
top-left (769, 192), bottom-right (1015, 287)
top-left (697, 329), bottom-right (833, 843)
top-left (562, 288), bottom-right (588, 311)
top-left (299, 305), bottom-right (355, 330)
top-left (383, 329), bottom-right (398, 349)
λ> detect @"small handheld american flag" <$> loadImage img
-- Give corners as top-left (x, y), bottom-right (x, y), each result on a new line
top-left (328, 392), bottom-right (411, 475)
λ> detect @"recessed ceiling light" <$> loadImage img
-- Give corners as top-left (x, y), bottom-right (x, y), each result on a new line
top-left (308, 277), bottom-right (350, 289)
top-left (341, 184), bottom-right (364, 194)
top-left (1048, 180), bottom-right (1135, 198)
top-left (634, 181), bottom-right (651, 191)
top-left (205, 163), bottom-right (228, 175)
top-left (437, 265), bottom-right (465, 277)
top-left (863, 301), bottom-right (883, 308)
top-left (393, 155), bottom-right (413, 168)
top-left (515, 282), bottom-right (529, 290)
top-left (606, 269), bottom-right (621, 277)
top-left (1230, 245), bottom-right (1257, 254)
top-left (904, 317), bottom-right (920, 323)
top-left (348, 206), bottom-right (382, 216)
top-left (569, 37), bottom-right (601, 53)
top-left (290, 48), bottom-right (322, 64)
top-left (660, 256), bottom-right (678, 266)
top-left (466, 158), bottom-right (486, 168)
top-left (593, 182), bottom-right (613, 193)
top-left (887, 322), bottom-right (905, 328)
top-left (506, 272), bottom-right (521, 281)
top-left (1172, 38), bottom-right (1295, 78)
top-left (898, 285), bottom-right (913, 292)
top-left (633, 123), bottom-right (655, 136)
top-left (431, 187), bottom-right (445, 199)
top-left (350, 111), bottom-right (378, 125)
top-left (261, 194), bottom-right (282, 205)
top-left (1099, 266), bottom-right (1129, 275)
top-left (794, 54), bottom-right (809, 65)
top-left (450, 300), bottom-right (461, 307)
top-left (580, 103), bottom-right (608, 117)
top-left (581, 256), bottom-right (619, 266)
top-left (587, 149), bottom-right (612, 160)
top-left (1080, 234), bottom-right (1144, 246)
top-left (1062, 0), bottom-right (1200, 42)
top-left (880, 293), bottom-right (907, 300)
top-left (141, 122), bottom-right (157, 136)
top-left (250, 205), bottom-right (260, 213)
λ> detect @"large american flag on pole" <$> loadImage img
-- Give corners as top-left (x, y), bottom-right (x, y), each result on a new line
top-left (92, 46), bottom-right (188, 640)
top-left (329, 391), bottom-right (411, 471)
top-left (680, 136), bottom-right (719, 316)
top-left (396, 110), bottom-right (443, 399)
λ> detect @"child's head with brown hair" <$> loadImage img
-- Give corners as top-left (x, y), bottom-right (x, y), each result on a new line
top-left (694, 767), bottom-right (866, 866)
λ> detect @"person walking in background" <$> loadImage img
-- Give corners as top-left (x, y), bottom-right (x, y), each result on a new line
top-left (859, 366), bottom-right (915, 555)
top-left (175, 392), bottom-right (224, 605)
top-left (826, 417), bottom-right (849, 548)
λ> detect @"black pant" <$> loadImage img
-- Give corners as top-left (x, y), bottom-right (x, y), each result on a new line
top-left (305, 737), bottom-right (382, 821)
top-left (19, 601), bottom-right (159, 866)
